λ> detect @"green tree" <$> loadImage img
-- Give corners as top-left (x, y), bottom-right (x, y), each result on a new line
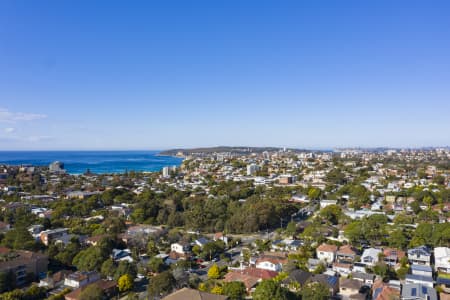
top-left (146, 240), bottom-right (159, 257)
top-left (118, 274), bottom-right (133, 293)
top-left (100, 259), bottom-right (115, 278)
top-left (79, 284), bottom-right (104, 300)
top-left (410, 223), bottom-right (433, 247)
top-left (0, 271), bottom-right (15, 293)
top-left (387, 229), bottom-right (408, 250)
top-left (313, 262), bottom-right (326, 274)
top-left (423, 195), bottom-right (434, 208)
top-left (147, 271), bottom-right (175, 298)
top-left (114, 261), bottom-right (137, 280)
top-left (344, 221), bottom-right (363, 244)
top-left (373, 262), bottom-right (389, 279)
top-left (2, 227), bottom-right (36, 251)
top-left (319, 205), bottom-right (342, 225)
top-left (222, 281), bottom-right (246, 300)
top-left (285, 221), bottom-right (297, 237)
top-left (252, 279), bottom-right (290, 300)
top-left (73, 246), bottom-right (108, 272)
top-left (300, 282), bottom-right (330, 300)
top-left (147, 257), bottom-right (166, 274)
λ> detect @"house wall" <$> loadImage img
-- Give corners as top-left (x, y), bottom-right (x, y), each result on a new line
top-left (317, 251), bottom-right (335, 263)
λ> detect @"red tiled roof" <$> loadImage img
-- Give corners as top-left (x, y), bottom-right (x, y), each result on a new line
top-left (317, 243), bottom-right (338, 253)
top-left (223, 272), bottom-right (259, 290)
top-left (383, 248), bottom-right (405, 259)
top-left (338, 245), bottom-right (356, 255)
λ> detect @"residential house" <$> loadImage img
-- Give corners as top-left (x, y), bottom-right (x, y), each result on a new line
top-left (111, 249), bottom-right (133, 262)
top-left (65, 190), bottom-right (101, 200)
top-left (39, 228), bottom-right (69, 246)
top-left (405, 274), bottom-right (434, 288)
top-left (351, 272), bottom-right (375, 286)
top-left (383, 248), bottom-right (405, 267)
top-left (309, 274), bottom-right (339, 295)
top-left (372, 279), bottom-right (400, 300)
top-left (64, 280), bottom-right (117, 300)
top-left (352, 262), bottom-right (367, 273)
top-left (320, 200), bottom-right (338, 209)
top-left (39, 270), bottom-right (73, 289)
top-left (316, 243), bottom-right (338, 264)
top-left (361, 248), bottom-right (382, 267)
top-left (435, 247), bottom-right (450, 273)
top-left (109, 204), bottom-right (131, 218)
top-left (64, 271), bottom-right (101, 289)
top-left (213, 232), bottom-right (228, 245)
top-left (339, 278), bottom-right (367, 300)
top-left (271, 239), bottom-right (302, 252)
top-left (170, 242), bottom-right (191, 259)
top-left (289, 194), bottom-right (310, 203)
top-left (336, 245), bottom-right (357, 263)
top-left (194, 237), bottom-right (210, 248)
top-left (223, 271), bottom-right (259, 294)
top-left (85, 234), bottom-right (108, 247)
top-left (410, 264), bottom-right (433, 277)
top-left (408, 246), bottom-right (431, 265)
top-left (332, 262), bottom-right (352, 276)
top-left (224, 267), bottom-right (278, 294)
top-left (281, 269), bottom-right (312, 291)
top-left (28, 224), bottom-right (44, 240)
top-left (308, 258), bottom-right (321, 272)
top-left (255, 255), bottom-right (287, 272)
top-left (401, 283), bottom-right (437, 300)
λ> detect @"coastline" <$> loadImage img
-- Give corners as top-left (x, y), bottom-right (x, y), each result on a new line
top-left (0, 150), bottom-right (183, 175)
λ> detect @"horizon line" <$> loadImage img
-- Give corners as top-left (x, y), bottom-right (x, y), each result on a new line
top-left (0, 145), bottom-right (449, 152)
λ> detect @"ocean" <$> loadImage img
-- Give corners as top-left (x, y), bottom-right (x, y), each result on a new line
top-left (0, 151), bottom-right (183, 174)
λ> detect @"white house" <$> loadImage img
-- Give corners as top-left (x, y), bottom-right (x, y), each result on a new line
top-left (213, 232), bottom-right (229, 245)
top-left (112, 249), bottom-right (133, 262)
top-left (171, 242), bottom-right (191, 255)
top-left (255, 256), bottom-right (287, 272)
top-left (316, 243), bottom-right (338, 264)
top-left (361, 248), bottom-right (382, 267)
top-left (320, 200), bottom-right (338, 209)
top-left (408, 246), bottom-right (431, 265)
top-left (64, 271), bottom-right (100, 289)
top-left (255, 260), bottom-right (283, 272)
top-left (332, 262), bottom-right (352, 276)
top-left (435, 247), bottom-right (450, 273)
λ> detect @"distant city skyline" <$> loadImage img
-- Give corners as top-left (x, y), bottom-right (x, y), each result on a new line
top-left (1, 1), bottom-right (450, 150)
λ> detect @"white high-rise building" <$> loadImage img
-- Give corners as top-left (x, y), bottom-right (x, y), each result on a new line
top-left (162, 166), bottom-right (170, 177)
top-left (246, 164), bottom-right (259, 176)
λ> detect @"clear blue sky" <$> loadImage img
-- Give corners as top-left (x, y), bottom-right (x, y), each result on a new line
top-left (1, 0), bottom-right (449, 150)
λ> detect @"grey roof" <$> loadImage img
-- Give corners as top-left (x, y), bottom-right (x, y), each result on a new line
top-left (351, 272), bottom-right (375, 281)
top-left (401, 283), bottom-right (437, 300)
top-left (410, 264), bottom-right (433, 272)
top-left (408, 245), bottom-right (431, 256)
top-left (283, 269), bottom-right (312, 285)
top-left (311, 274), bottom-right (338, 288)
top-left (196, 237), bottom-right (210, 245)
top-left (405, 274), bottom-right (434, 283)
